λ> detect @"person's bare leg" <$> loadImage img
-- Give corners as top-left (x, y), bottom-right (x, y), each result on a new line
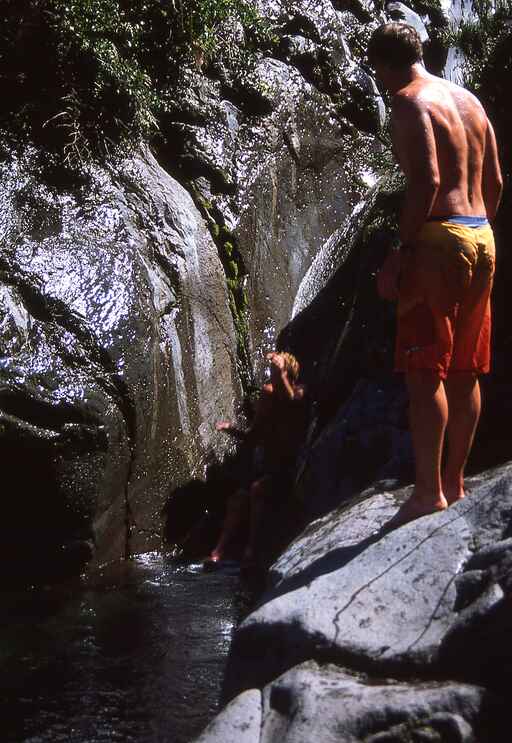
top-left (386, 370), bottom-right (448, 529)
top-left (244, 478), bottom-right (267, 564)
top-left (207, 489), bottom-right (247, 562)
top-left (443, 372), bottom-right (481, 504)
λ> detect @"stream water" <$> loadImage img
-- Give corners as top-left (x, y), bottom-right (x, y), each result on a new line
top-left (1, 553), bottom-right (245, 743)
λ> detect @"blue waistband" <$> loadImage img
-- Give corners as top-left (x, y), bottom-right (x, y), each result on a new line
top-left (427, 215), bottom-right (489, 227)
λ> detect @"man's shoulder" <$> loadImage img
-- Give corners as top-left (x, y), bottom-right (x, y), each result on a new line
top-left (395, 77), bottom-right (483, 116)
top-left (392, 88), bottom-right (424, 122)
top-left (447, 81), bottom-right (486, 116)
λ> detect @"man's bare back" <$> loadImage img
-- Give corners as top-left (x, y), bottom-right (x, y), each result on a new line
top-left (390, 70), bottom-right (502, 244)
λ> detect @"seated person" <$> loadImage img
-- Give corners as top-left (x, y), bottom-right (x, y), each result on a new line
top-left (204, 351), bottom-right (307, 569)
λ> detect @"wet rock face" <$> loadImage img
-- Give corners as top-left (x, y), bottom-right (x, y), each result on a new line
top-left (0, 1), bottom-right (389, 585)
top-left (161, 0), bottom-right (385, 375)
top-left (0, 147), bottom-right (238, 582)
top-left (233, 60), bottom-right (365, 365)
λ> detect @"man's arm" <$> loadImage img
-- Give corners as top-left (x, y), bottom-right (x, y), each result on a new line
top-left (482, 118), bottom-right (503, 221)
top-left (376, 246), bottom-right (401, 301)
top-left (392, 95), bottom-right (440, 244)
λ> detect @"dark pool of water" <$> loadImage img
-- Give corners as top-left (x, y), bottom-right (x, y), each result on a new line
top-left (0, 553), bottom-right (246, 743)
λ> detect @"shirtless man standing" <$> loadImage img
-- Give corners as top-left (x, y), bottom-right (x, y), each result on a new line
top-left (368, 23), bottom-right (503, 526)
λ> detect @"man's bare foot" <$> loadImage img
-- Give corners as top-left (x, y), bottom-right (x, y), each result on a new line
top-left (444, 489), bottom-right (466, 505)
top-left (380, 492), bottom-right (448, 533)
top-left (442, 476), bottom-right (466, 505)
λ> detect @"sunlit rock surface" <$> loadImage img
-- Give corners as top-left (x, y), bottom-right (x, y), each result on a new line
top-left (194, 689), bottom-right (262, 743)
top-left (222, 462), bottom-right (512, 703)
top-left (0, 147), bottom-right (238, 581)
top-left (386, 2), bottom-right (429, 41)
top-left (233, 60), bottom-right (368, 366)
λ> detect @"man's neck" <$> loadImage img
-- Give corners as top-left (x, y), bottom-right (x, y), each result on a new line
top-left (388, 63), bottom-right (428, 96)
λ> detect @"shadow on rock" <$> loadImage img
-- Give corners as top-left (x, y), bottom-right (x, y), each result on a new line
top-left (264, 531), bottom-right (382, 604)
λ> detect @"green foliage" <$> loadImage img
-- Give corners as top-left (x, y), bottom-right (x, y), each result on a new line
top-left (179, 0), bottom-right (263, 58)
top-left (439, 0), bottom-right (512, 92)
top-left (0, 0), bottom-right (267, 164)
top-left (188, 181), bottom-right (252, 389)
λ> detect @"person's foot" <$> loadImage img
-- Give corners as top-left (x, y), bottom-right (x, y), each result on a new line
top-left (380, 492), bottom-right (448, 533)
top-left (442, 476), bottom-right (466, 505)
top-left (444, 489), bottom-right (466, 505)
top-left (203, 550), bottom-right (223, 571)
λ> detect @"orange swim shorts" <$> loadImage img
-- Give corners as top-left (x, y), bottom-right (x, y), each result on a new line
top-left (395, 220), bottom-right (495, 379)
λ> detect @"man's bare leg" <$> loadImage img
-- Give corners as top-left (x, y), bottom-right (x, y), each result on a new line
top-left (387, 370), bottom-right (449, 528)
top-left (443, 372), bottom-right (481, 504)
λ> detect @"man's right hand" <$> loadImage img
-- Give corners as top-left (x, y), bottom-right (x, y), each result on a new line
top-left (377, 249), bottom-right (401, 301)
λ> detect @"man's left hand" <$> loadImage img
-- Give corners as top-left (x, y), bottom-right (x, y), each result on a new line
top-left (377, 249), bottom-right (401, 301)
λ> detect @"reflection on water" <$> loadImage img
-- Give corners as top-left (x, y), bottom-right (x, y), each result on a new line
top-left (1, 553), bottom-right (245, 743)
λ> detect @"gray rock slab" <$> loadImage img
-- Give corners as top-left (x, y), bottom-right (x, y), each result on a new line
top-left (386, 2), bottom-right (429, 41)
top-left (269, 489), bottom-right (404, 591)
top-left (225, 462), bottom-right (512, 696)
top-left (258, 662), bottom-right (489, 743)
top-left (194, 689), bottom-right (262, 743)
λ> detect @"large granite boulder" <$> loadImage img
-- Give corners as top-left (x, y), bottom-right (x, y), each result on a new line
top-left (0, 146), bottom-right (239, 582)
top-left (222, 461), bottom-right (512, 700)
top-left (191, 463), bottom-right (512, 741)
top-left (197, 661), bottom-right (505, 742)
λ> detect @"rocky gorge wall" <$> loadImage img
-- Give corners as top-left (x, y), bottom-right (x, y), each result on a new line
top-left (2, 0), bottom-right (510, 633)
top-left (0, 0), bottom-right (392, 583)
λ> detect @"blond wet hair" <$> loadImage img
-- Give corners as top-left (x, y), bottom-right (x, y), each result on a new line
top-left (280, 352), bottom-right (300, 383)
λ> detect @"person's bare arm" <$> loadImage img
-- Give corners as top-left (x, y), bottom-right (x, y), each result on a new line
top-left (267, 352), bottom-right (296, 400)
top-left (215, 420), bottom-right (246, 440)
top-left (392, 96), bottom-right (440, 244)
top-left (482, 118), bottom-right (503, 221)
top-left (216, 391), bottom-right (273, 444)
